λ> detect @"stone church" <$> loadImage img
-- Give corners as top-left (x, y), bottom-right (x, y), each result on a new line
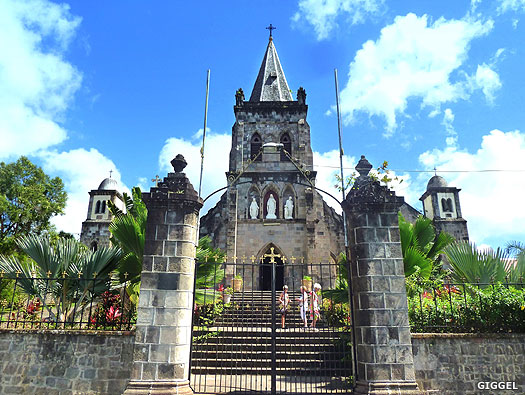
top-left (198, 36), bottom-right (470, 290)
top-left (199, 36), bottom-right (345, 291)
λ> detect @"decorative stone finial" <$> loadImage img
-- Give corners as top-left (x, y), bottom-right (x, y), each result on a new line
top-left (235, 88), bottom-right (245, 106)
top-left (171, 154), bottom-right (187, 173)
top-left (297, 87), bottom-right (306, 105)
top-left (355, 155), bottom-right (372, 177)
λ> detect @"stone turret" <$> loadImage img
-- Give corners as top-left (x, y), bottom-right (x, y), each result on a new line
top-left (419, 175), bottom-right (469, 241)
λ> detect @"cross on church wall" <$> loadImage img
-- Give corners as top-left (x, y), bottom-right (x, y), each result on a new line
top-left (263, 247), bottom-right (281, 264)
top-left (152, 175), bottom-right (161, 187)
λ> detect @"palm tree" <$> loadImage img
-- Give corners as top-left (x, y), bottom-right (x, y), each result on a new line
top-left (107, 186), bottom-right (147, 285)
top-left (398, 213), bottom-right (455, 279)
top-left (194, 236), bottom-right (225, 305)
top-left (446, 241), bottom-right (525, 286)
top-left (0, 235), bottom-right (122, 322)
top-left (108, 188), bottom-right (226, 306)
top-left (505, 241), bottom-right (525, 283)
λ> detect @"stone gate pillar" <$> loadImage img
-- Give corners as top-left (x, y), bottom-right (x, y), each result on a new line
top-left (342, 156), bottom-right (422, 395)
top-left (124, 154), bottom-right (202, 395)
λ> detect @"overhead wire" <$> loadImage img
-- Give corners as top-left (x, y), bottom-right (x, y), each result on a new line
top-left (312, 164), bottom-right (525, 173)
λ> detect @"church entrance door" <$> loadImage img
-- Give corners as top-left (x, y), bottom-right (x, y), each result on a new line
top-left (261, 247), bottom-right (284, 291)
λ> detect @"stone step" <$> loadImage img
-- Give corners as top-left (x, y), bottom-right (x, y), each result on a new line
top-left (190, 365), bottom-right (351, 376)
top-left (191, 349), bottom-right (347, 359)
top-left (192, 343), bottom-right (342, 352)
top-left (192, 328), bottom-right (343, 338)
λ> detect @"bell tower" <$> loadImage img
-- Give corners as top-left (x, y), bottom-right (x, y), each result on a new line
top-left (419, 175), bottom-right (469, 241)
top-left (80, 176), bottom-right (124, 250)
top-left (200, 35), bottom-right (344, 290)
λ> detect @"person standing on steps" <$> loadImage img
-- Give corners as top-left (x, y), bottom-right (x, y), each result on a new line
top-left (310, 283), bottom-right (321, 331)
top-left (296, 285), bottom-right (309, 328)
top-left (279, 285), bottom-right (290, 329)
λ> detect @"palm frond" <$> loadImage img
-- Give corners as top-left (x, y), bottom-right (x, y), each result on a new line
top-left (412, 216), bottom-right (435, 254)
top-left (403, 246), bottom-right (432, 279)
top-left (445, 241), bottom-right (508, 286)
top-left (426, 231), bottom-right (455, 261)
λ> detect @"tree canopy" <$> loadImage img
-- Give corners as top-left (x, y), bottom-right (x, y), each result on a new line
top-left (0, 156), bottom-right (67, 254)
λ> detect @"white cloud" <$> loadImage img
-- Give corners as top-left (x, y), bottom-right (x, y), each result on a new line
top-left (0, 0), bottom-right (82, 159)
top-left (158, 130), bottom-right (231, 215)
top-left (312, 151), bottom-right (415, 213)
top-left (470, 0), bottom-right (482, 12)
top-left (339, 13), bottom-right (494, 135)
top-left (498, 0), bottom-right (525, 13)
top-left (312, 150), bottom-right (356, 211)
top-left (418, 129), bottom-right (525, 246)
top-left (292, 0), bottom-right (385, 40)
top-left (469, 64), bottom-right (502, 103)
top-left (39, 148), bottom-right (127, 237)
top-left (442, 108), bottom-right (458, 147)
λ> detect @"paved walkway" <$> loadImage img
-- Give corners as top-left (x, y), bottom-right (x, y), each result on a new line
top-left (191, 374), bottom-right (350, 394)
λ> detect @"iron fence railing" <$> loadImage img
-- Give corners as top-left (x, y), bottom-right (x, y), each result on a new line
top-left (0, 274), bottom-right (135, 331)
top-left (190, 259), bottom-right (354, 394)
top-left (407, 279), bottom-right (525, 333)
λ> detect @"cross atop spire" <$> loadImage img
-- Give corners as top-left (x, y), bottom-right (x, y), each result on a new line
top-left (266, 24), bottom-right (276, 40)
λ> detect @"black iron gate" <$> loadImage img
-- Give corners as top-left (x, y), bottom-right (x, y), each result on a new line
top-left (190, 255), bottom-right (354, 394)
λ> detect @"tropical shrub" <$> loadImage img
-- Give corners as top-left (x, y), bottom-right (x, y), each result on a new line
top-left (399, 213), bottom-right (454, 279)
top-left (407, 281), bottom-right (525, 333)
top-left (90, 291), bottom-right (134, 329)
top-left (0, 235), bottom-right (122, 323)
top-left (445, 241), bottom-right (525, 286)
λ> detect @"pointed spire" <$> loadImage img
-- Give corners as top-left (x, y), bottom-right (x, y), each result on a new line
top-left (249, 38), bottom-right (293, 102)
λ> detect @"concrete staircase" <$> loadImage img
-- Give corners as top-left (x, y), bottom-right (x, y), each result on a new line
top-left (191, 291), bottom-right (352, 377)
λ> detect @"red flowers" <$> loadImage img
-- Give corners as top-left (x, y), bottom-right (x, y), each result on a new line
top-left (422, 291), bottom-right (433, 300)
top-left (106, 306), bottom-right (121, 322)
top-left (26, 300), bottom-right (41, 315)
top-left (217, 284), bottom-right (224, 292)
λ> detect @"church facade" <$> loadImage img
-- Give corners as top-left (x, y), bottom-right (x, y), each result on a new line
top-left (199, 37), bottom-right (345, 291)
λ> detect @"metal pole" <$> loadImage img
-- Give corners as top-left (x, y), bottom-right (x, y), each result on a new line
top-left (198, 69), bottom-right (210, 198)
top-left (271, 260), bottom-right (276, 395)
top-left (334, 68), bottom-right (348, 247)
top-left (335, 68), bottom-right (358, 385)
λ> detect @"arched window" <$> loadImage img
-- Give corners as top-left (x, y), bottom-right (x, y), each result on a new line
top-left (95, 201), bottom-right (101, 214)
top-left (441, 198), bottom-right (453, 212)
top-left (446, 198), bottom-right (453, 212)
top-left (251, 133), bottom-right (262, 161)
top-left (101, 200), bottom-right (106, 213)
top-left (280, 133), bottom-right (291, 161)
top-left (90, 241), bottom-right (98, 252)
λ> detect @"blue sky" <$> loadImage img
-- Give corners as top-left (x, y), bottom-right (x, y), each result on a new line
top-left (1, 0), bottom-right (525, 250)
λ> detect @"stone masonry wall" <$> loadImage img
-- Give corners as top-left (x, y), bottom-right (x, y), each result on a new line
top-left (0, 330), bottom-right (134, 395)
top-left (412, 333), bottom-right (525, 394)
top-left (1, 330), bottom-right (524, 394)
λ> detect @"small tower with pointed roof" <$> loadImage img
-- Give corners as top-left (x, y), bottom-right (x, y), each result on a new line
top-left (419, 175), bottom-right (469, 241)
top-left (80, 175), bottom-right (125, 250)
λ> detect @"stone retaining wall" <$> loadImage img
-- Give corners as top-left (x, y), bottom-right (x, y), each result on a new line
top-left (1, 330), bottom-right (524, 394)
top-left (412, 333), bottom-right (525, 394)
top-left (0, 330), bottom-right (134, 395)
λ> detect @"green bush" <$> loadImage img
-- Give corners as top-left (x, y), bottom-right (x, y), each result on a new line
top-left (408, 282), bottom-right (525, 333)
top-left (194, 301), bottom-right (224, 328)
top-left (322, 299), bottom-right (351, 328)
